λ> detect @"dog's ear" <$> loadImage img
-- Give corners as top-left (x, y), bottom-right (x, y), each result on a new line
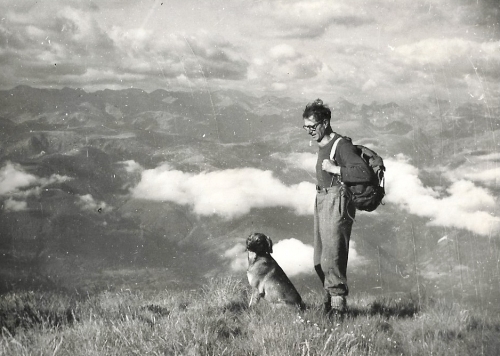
top-left (246, 233), bottom-right (254, 250)
top-left (266, 235), bottom-right (273, 254)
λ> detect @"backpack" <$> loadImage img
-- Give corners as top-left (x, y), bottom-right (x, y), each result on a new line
top-left (330, 135), bottom-right (386, 212)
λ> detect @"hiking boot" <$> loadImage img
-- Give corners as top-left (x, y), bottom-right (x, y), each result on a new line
top-left (324, 296), bottom-right (346, 321)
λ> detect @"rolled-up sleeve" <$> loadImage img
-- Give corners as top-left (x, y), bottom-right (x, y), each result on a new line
top-left (335, 140), bottom-right (373, 184)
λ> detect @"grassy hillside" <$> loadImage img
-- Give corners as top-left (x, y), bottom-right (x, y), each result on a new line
top-left (1, 277), bottom-right (499, 356)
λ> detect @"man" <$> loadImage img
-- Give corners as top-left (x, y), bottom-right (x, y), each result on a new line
top-left (302, 99), bottom-right (373, 316)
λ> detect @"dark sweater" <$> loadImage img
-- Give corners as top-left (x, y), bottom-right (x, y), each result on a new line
top-left (316, 133), bottom-right (373, 189)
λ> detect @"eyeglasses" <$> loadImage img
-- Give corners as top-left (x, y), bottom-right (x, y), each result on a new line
top-left (302, 122), bottom-right (322, 132)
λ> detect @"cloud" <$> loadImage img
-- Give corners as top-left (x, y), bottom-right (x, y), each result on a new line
top-left (275, 152), bottom-right (317, 172)
top-left (395, 38), bottom-right (500, 72)
top-left (269, 44), bottom-right (298, 60)
top-left (385, 155), bottom-right (500, 236)
top-left (476, 153), bottom-right (500, 161)
top-left (38, 174), bottom-right (72, 187)
top-left (443, 153), bottom-right (500, 187)
top-left (283, 39), bottom-right (423, 103)
top-left (109, 30), bottom-right (249, 81)
top-left (0, 3), bottom-right (115, 88)
top-left (347, 241), bottom-right (366, 268)
top-left (0, 162), bottom-right (38, 195)
top-left (0, 161), bottom-right (72, 197)
top-left (269, 46), bottom-right (323, 80)
top-left (101, 29), bottom-right (249, 87)
top-left (119, 160), bottom-right (143, 173)
top-left (457, 0), bottom-right (500, 35)
top-left (269, 152), bottom-right (500, 236)
top-left (255, 1), bottom-right (373, 38)
top-left (461, 168), bottom-right (500, 185)
top-left (181, 33), bottom-right (249, 81)
top-left (130, 164), bottom-right (315, 219)
top-left (3, 198), bottom-right (28, 212)
top-left (395, 38), bottom-right (500, 80)
top-left (286, 1), bottom-right (500, 103)
top-left (223, 243), bottom-right (247, 272)
top-left (362, 78), bottom-right (378, 92)
top-left (250, 44), bottom-right (323, 84)
top-left (272, 238), bottom-right (315, 276)
top-left (1, 0), bottom-right (498, 103)
top-left (0, 3), bottom-right (249, 91)
top-left (223, 238), bottom-right (365, 277)
top-left (271, 83), bottom-right (288, 91)
top-left (76, 194), bottom-right (110, 213)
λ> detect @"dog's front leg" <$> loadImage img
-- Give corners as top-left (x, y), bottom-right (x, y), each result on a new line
top-left (249, 288), bottom-right (263, 307)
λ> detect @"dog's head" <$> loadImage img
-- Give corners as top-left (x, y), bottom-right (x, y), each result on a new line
top-left (246, 232), bottom-right (273, 254)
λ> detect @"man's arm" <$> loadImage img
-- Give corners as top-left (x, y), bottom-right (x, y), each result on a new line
top-left (336, 140), bottom-right (373, 184)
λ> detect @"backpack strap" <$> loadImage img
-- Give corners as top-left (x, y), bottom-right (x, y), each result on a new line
top-left (329, 135), bottom-right (343, 163)
top-left (328, 134), bottom-right (343, 188)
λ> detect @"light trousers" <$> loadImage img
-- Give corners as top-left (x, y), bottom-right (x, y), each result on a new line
top-left (313, 185), bottom-right (356, 297)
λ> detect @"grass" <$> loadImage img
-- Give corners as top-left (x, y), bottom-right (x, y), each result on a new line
top-left (1, 276), bottom-right (499, 356)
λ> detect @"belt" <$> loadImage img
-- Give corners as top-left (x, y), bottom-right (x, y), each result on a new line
top-left (316, 185), bottom-right (339, 193)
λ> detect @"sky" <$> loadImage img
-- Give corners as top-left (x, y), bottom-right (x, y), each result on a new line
top-left (0, 0), bottom-right (499, 103)
top-left (0, 0), bottom-right (499, 282)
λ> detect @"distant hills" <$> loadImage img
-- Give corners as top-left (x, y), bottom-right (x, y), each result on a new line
top-left (0, 86), bottom-right (499, 310)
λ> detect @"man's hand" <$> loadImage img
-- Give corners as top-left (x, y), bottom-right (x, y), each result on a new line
top-left (322, 159), bottom-right (341, 175)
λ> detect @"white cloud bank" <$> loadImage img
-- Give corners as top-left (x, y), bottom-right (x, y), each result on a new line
top-left (0, 162), bottom-right (39, 195)
top-left (443, 153), bottom-right (500, 188)
top-left (130, 164), bottom-right (315, 219)
top-left (131, 154), bottom-right (500, 236)
top-left (0, 161), bottom-right (71, 200)
top-left (385, 155), bottom-right (500, 236)
top-left (277, 152), bottom-right (500, 236)
top-left (4, 198), bottom-right (28, 212)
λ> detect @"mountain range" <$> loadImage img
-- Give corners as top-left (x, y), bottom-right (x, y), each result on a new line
top-left (1, 86), bottom-right (499, 311)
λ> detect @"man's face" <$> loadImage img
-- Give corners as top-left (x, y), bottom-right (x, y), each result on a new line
top-left (303, 115), bottom-right (326, 142)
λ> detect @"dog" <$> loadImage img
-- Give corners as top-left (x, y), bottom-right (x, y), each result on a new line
top-left (246, 232), bottom-right (305, 310)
